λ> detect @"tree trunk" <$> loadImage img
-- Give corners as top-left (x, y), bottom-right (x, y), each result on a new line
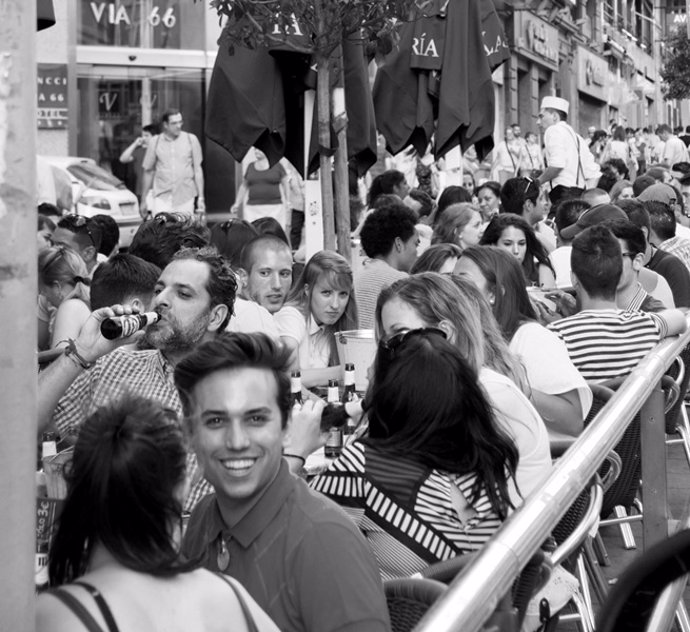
top-left (0, 0), bottom-right (38, 628)
top-left (332, 44), bottom-right (351, 260)
top-left (314, 0), bottom-right (335, 251)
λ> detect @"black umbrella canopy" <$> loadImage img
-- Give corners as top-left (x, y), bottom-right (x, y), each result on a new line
top-left (37, 0), bottom-right (56, 31)
top-left (373, 0), bottom-right (507, 161)
top-left (206, 27), bottom-right (377, 177)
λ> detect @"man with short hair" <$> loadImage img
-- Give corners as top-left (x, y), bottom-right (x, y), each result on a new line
top-left (37, 246), bottom-right (237, 510)
top-left (581, 188), bottom-right (611, 207)
top-left (500, 177), bottom-right (555, 252)
top-left (643, 199), bottom-right (690, 272)
top-left (355, 200), bottom-right (418, 328)
top-left (141, 109), bottom-right (205, 217)
top-left (638, 181), bottom-right (690, 239)
top-left (658, 124), bottom-right (689, 169)
top-left (618, 199), bottom-right (688, 308)
top-left (549, 198), bottom-right (591, 288)
top-left (238, 235), bottom-right (293, 315)
top-left (89, 214), bottom-right (120, 259)
top-left (51, 214), bottom-right (102, 275)
top-left (604, 219), bottom-right (665, 312)
top-left (176, 333), bottom-right (390, 632)
top-left (548, 225), bottom-right (685, 381)
top-left (90, 253), bottom-right (161, 311)
top-left (537, 96), bottom-right (601, 205)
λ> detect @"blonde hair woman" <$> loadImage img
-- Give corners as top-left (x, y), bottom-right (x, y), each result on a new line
top-left (274, 250), bottom-right (358, 387)
top-left (38, 245), bottom-right (91, 350)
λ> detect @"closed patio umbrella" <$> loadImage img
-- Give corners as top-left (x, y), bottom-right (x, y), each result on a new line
top-left (373, 0), bottom-right (507, 161)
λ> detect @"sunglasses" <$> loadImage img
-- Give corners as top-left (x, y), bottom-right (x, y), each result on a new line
top-left (379, 328), bottom-right (447, 355)
top-left (523, 177), bottom-right (536, 198)
top-left (60, 214), bottom-right (96, 248)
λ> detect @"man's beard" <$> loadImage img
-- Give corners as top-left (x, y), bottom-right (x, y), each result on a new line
top-left (144, 313), bottom-right (210, 356)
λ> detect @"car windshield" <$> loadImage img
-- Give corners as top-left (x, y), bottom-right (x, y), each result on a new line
top-left (66, 163), bottom-right (126, 191)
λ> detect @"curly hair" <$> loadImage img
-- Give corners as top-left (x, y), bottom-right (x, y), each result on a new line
top-left (360, 199), bottom-right (418, 258)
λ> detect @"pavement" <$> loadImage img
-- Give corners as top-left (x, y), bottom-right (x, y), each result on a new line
top-left (555, 440), bottom-right (690, 630)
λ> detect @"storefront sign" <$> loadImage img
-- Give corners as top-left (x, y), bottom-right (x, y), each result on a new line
top-left (513, 12), bottom-right (559, 71)
top-left (576, 46), bottom-right (608, 102)
top-left (79, 0), bottom-right (204, 49)
top-left (37, 64), bottom-right (68, 129)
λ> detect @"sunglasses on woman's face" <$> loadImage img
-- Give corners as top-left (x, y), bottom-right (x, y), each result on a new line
top-left (379, 327), bottom-right (447, 355)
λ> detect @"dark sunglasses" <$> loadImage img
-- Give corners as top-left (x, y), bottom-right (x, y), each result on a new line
top-left (379, 327), bottom-right (447, 355)
top-left (60, 214), bottom-right (96, 248)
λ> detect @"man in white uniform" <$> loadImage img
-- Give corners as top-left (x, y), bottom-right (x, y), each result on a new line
top-left (537, 96), bottom-right (601, 206)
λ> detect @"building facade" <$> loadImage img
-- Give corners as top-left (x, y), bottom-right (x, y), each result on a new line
top-left (36, 0), bottom-right (234, 213)
top-left (500, 0), bottom-right (674, 137)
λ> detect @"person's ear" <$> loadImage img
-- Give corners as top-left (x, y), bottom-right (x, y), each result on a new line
top-left (303, 283), bottom-right (310, 298)
top-left (130, 297), bottom-right (145, 312)
top-left (632, 253), bottom-right (644, 272)
top-left (208, 303), bottom-right (230, 332)
top-left (523, 199), bottom-right (534, 217)
top-left (394, 236), bottom-right (403, 252)
top-left (487, 288), bottom-right (496, 306)
top-left (437, 319), bottom-right (457, 343)
top-left (570, 270), bottom-right (580, 291)
top-left (237, 267), bottom-right (249, 290)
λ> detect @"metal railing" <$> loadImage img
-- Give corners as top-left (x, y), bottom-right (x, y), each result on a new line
top-left (414, 316), bottom-right (690, 632)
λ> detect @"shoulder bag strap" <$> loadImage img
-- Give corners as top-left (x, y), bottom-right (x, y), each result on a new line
top-left (45, 588), bottom-right (106, 632)
top-left (215, 573), bottom-right (260, 632)
top-left (566, 127), bottom-right (585, 187)
top-left (73, 581), bottom-right (120, 632)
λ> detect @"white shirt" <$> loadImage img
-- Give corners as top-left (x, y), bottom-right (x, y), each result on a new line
top-left (479, 367), bottom-right (552, 504)
top-left (543, 121), bottom-right (601, 188)
top-left (226, 298), bottom-right (280, 338)
top-left (274, 306), bottom-right (331, 369)
top-left (662, 136), bottom-right (689, 167)
top-left (549, 246), bottom-right (572, 289)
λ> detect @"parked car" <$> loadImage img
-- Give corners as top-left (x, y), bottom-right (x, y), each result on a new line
top-left (39, 156), bottom-right (141, 248)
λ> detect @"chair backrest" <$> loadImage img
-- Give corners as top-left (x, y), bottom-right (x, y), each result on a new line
top-left (588, 380), bottom-right (641, 516)
top-left (664, 346), bottom-right (690, 432)
top-left (384, 577), bottom-right (447, 632)
top-left (596, 527), bottom-right (690, 631)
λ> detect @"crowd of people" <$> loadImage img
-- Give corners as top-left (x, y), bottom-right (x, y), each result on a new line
top-left (33, 94), bottom-right (690, 631)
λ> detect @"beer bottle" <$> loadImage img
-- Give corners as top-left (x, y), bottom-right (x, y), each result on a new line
top-left (100, 312), bottom-right (160, 340)
top-left (290, 370), bottom-right (303, 407)
top-left (325, 379), bottom-right (343, 458)
top-left (341, 363), bottom-right (358, 403)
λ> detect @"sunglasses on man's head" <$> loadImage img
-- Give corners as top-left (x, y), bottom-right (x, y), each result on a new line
top-left (61, 214), bottom-right (96, 247)
top-left (379, 328), bottom-right (447, 355)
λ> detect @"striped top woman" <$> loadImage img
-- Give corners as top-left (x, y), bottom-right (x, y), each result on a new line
top-left (310, 328), bottom-right (517, 580)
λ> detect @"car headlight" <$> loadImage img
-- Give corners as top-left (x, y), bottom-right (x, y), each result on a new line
top-left (80, 196), bottom-right (111, 210)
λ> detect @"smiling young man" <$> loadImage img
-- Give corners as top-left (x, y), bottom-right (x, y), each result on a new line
top-left (176, 333), bottom-right (390, 632)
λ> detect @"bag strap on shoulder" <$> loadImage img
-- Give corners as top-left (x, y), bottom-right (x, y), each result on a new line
top-left (215, 573), bottom-right (260, 632)
top-left (44, 588), bottom-right (106, 632)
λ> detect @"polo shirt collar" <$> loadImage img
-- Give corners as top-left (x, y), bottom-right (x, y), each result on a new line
top-left (204, 460), bottom-right (294, 549)
top-left (308, 315), bottom-right (324, 336)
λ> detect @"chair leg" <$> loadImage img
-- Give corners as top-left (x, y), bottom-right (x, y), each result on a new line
top-left (613, 506), bottom-right (638, 549)
top-left (569, 591), bottom-right (596, 632)
top-left (575, 554), bottom-right (597, 626)
top-left (676, 599), bottom-right (690, 632)
top-left (592, 532), bottom-right (611, 567)
top-left (583, 539), bottom-right (609, 603)
top-left (677, 406), bottom-right (690, 471)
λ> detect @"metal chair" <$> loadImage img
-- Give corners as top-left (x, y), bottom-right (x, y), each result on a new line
top-left (384, 577), bottom-right (447, 632)
top-left (413, 548), bottom-right (551, 631)
top-left (665, 355), bottom-right (690, 471)
top-left (596, 527), bottom-right (690, 632)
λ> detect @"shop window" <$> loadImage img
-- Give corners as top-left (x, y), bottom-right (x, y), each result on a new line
top-left (78, 0), bottom-right (205, 49)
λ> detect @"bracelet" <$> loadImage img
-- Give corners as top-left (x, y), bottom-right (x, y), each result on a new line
top-left (282, 453), bottom-right (306, 465)
top-left (60, 338), bottom-right (95, 370)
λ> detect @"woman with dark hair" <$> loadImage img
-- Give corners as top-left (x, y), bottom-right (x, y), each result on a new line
top-left (410, 243), bottom-right (463, 274)
top-left (274, 250), bottom-right (358, 387)
top-left (432, 185), bottom-right (473, 225)
top-left (37, 395), bottom-right (278, 632)
top-left (456, 247), bottom-right (591, 437)
top-left (475, 181), bottom-right (501, 222)
top-left (480, 214), bottom-right (555, 288)
top-left (367, 169), bottom-right (409, 207)
top-left (310, 329), bottom-right (518, 579)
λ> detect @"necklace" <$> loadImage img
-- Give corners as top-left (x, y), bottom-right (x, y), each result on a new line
top-left (217, 535), bottom-right (230, 571)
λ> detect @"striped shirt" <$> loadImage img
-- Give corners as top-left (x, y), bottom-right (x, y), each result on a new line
top-left (354, 260), bottom-right (408, 329)
top-left (310, 441), bottom-right (503, 580)
top-left (547, 309), bottom-right (666, 382)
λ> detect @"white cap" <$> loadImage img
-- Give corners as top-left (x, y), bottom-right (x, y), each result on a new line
top-left (540, 96), bottom-right (570, 116)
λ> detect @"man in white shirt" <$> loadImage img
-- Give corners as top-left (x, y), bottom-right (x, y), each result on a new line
top-left (659, 124), bottom-right (689, 169)
top-left (537, 96), bottom-right (601, 206)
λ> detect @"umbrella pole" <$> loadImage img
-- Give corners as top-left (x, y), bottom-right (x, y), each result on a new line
top-left (332, 46), bottom-right (351, 259)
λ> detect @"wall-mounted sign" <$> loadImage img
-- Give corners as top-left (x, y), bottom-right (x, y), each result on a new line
top-left (577, 46), bottom-right (608, 102)
top-left (513, 12), bottom-right (559, 71)
top-left (78, 0), bottom-right (204, 49)
top-left (37, 64), bottom-right (68, 129)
